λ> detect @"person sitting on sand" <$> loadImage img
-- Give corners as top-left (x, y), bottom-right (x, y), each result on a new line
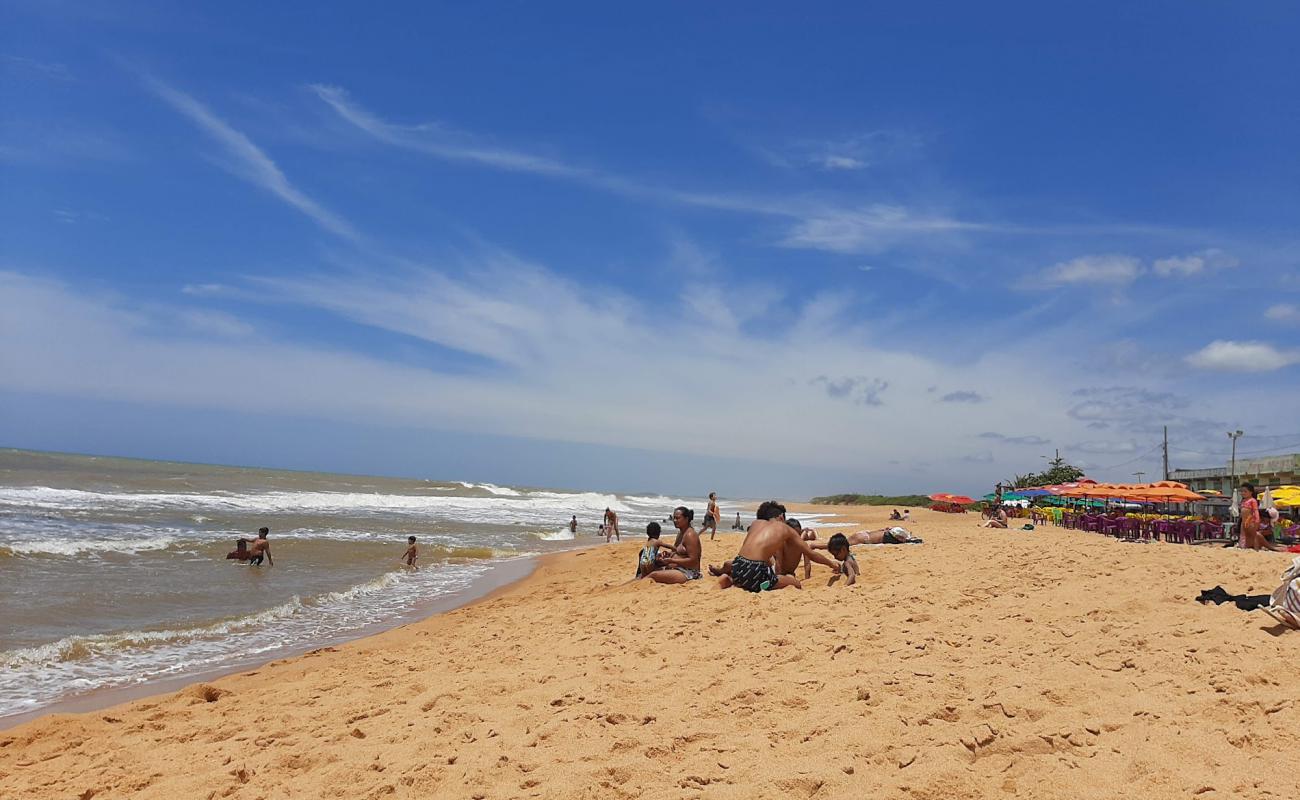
top-left (604, 507), bottom-right (621, 542)
top-left (709, 500), bottom-right (782, 578)
top-left (636, 522), bottom-right (675, 578)
top-left (248, 527), bottom-right (273, 566)
top-left (980, 507), bottom-right (1008, 529)
top-left (889, 509), bottom-right (903, 521)
top-left (400, 536), bottom-right (418, 567)
top-left (717, 501), bottom-right (840, 591)
top-left (825, 533), bottom-right (859, 587)
top-left (645, 507), bottom-right (702, 583)
top-left (786, 518), bottom-right (818, 579)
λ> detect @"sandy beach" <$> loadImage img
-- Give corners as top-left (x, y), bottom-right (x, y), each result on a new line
top-left (2, 504), bottom-right (1296, 799)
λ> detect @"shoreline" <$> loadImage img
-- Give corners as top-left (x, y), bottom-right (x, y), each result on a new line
top-left (0, 550), bottom-right (553, 731)
top-left (3, 507), bottom-right (1297, 799)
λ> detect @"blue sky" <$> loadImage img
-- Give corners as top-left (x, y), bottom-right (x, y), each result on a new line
top-left (3, 2), bottom-right (1299, 497)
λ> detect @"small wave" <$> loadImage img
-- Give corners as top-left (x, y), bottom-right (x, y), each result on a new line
top-left (534, 528), bottom-right (576, 541)
top-left (3, 534), bottom-right (183, 557)
top-left (0, 572), bottom-right (409, 669)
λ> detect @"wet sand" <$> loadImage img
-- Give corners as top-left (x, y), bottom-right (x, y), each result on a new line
top-left (1, 505), bottom-right (1296, 799)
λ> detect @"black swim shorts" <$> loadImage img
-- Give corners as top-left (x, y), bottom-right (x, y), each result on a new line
top-left (731, 555), bottom-right (777, 592)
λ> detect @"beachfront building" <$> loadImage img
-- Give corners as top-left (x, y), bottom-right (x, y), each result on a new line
top-left (1171, 453), bottom-right (1300, 495)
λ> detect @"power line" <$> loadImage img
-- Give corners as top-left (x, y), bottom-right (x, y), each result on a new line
top-left (1092, 442), bottom-right (1165, 472)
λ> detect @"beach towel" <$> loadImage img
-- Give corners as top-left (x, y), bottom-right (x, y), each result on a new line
top-left (1195, 586), bottom-right (1271, 611)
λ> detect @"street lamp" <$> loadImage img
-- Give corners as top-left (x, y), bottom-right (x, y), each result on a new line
top-left (1228, 430), bottom-right (1244, 487)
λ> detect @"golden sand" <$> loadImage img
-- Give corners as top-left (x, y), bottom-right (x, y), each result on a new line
top-left (1, 504), bottom-right (1296, 799)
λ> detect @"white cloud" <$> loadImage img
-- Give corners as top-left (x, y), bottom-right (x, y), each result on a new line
top-left (1185, 340), bottom-right (1300, 372)
top-left (147, 77), bottom-right (359, 241)
top-left (1152, 248), bottom-right (1238, 277)
top-left (820, 155), bottom-right (867, 171)
top-left (1041, 255), bottom-right (1141, 286)
top-left (0, 267), bottom-right (1082, 480)
top-left (778, 204), bottom-right (986, 254)
top-left (1265, 303), bottom-right (1300, 324)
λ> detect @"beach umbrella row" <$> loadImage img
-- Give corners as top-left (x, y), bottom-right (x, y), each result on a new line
top-left (930, 493), bottom-right (977, 505)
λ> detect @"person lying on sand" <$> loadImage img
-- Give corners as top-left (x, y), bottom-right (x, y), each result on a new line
top-left (400, 536), bottom-right (418, 567)
top-left (815, 526), bottom-right (922, 546)
top-left (716, 501), bottom-right (840, 591)
top-left (636, 522), bottom-right (675, 578)
top-left (825, 533), bottom-right (859, 587)
top-left (645, 507), bottom-right (702, 583)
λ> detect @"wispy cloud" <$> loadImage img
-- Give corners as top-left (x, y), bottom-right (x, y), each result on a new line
top-left (939, 390), bottom-right (985, 404)
top-left (146, 77), bottom-right (359, 241)
top-left (1185, 340), bottom-right (1300, 372)
top-left (1265, 303), bottom-right (1300, 324)
top-left (977, 432), bottom-right (1049, 446)
top-left (809, 376), bottom-right (889, 406)
top-left (2, 54), bottom-right (74, 82)
top-left (310, 86), bottom-right (1170, 257)
top-left (1040, 255), bottom-right (1141, 286)
top-left (1152, 248), bottom-right (1238, 277)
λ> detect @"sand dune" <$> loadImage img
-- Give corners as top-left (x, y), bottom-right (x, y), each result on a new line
top-left (1, 505), bottom-right (1296, 799)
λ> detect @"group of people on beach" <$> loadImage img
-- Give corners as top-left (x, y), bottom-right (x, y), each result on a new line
top-left (634, 498), bottom-right (920, 591)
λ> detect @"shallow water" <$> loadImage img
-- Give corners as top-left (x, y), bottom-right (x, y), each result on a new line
top-left (0, 449), bottom-right (709, 718)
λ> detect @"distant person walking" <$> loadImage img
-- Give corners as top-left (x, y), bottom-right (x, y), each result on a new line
top-left (604, 507), bottom-right (620, 542)
top-left (702, 492), bottom-right (720, 540)
top-left (569, 515), bottom-right (578, 534)
top-left (733, 512), bottom-right (743, 530)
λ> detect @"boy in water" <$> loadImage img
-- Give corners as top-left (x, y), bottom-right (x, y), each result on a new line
top-left (825, 533), bottom-right (858, 586)
top-left (248, 527), bottom-right (273, 566)
top-left (401, 536), bottom-right (418, 567)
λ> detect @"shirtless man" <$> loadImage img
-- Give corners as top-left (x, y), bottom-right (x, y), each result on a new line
top-left (604, 507), bottom-right (621, 542)
top-left (717, 501), bottom-right (840, 591)
top-left (702, 492), bottom-right (720, 540)
top-left (646, 506), bottom-right (702, 584)
top-left (400, 536), bottom-right (418, 567)
top-left (569, 515), bottom-right (578, 534)
top-left (248, 527), bottom-right (273, 566)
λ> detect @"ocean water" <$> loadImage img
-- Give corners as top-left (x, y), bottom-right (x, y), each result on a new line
top-left (0, 449), bottom-right (723, 720)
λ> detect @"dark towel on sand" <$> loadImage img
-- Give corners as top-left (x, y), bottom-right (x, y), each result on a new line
top-left (1196, 586), bottom-right (1272, 611)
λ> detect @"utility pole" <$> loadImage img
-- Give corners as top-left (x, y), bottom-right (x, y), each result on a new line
top-left (1228, 430), bottom-right (1244, 485)
top-left (1133, 471), bottom-right (1145, 483)
top-left (1162, 426), bottom-right (1169, 481)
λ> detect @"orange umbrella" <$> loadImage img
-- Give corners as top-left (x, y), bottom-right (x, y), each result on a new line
top-left (930, 493), bottom-right (976, 505)
top-left (1136, 486), bottom-right (1204, 503)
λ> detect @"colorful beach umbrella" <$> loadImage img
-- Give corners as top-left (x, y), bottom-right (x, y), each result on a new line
top-left (930, 493), bottom-right (976, 505)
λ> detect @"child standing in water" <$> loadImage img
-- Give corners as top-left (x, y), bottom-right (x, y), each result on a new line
top-left (401, 536), bottom-right (419, 567)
